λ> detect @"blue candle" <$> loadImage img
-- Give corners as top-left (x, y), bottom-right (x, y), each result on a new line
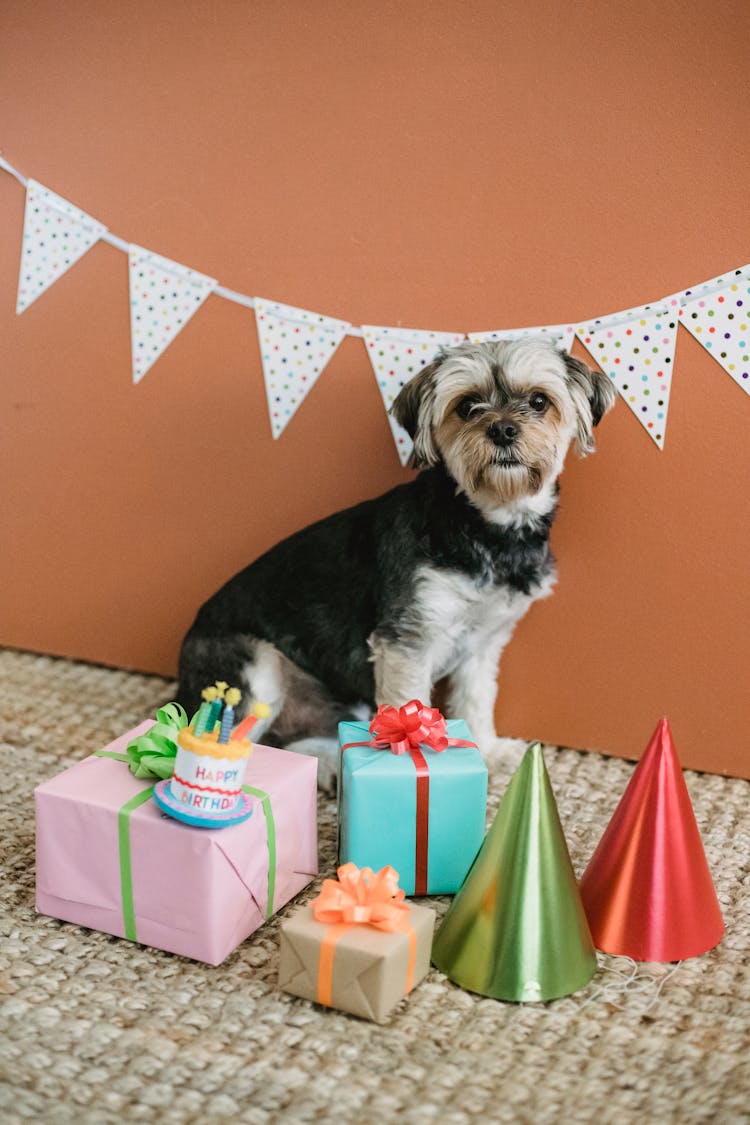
top-left (218, 688), bottom-right (242, 744)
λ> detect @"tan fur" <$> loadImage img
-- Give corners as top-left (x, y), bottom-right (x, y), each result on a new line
top-left (393, 337), bottom-right (616, 512)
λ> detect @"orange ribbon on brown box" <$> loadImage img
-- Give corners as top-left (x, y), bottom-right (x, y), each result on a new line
top-left (314, 863), bottom-right (415, 1004)
top-left (278, 864), bottom-right (436, 1023)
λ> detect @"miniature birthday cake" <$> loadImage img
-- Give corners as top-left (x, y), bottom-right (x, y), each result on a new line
top-left (172, 686), bottom-right (251, 814)
top-left (153, 683), bottom-right (270, 829)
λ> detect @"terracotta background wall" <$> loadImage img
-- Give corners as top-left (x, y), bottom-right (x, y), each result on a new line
top-left (1, 1), bottom-right (748, 776)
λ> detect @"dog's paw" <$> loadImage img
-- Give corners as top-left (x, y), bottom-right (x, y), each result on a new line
top-left (480, 736), bottom-right (527, 772)
top-left (285, 737), bottom-right (339, 795)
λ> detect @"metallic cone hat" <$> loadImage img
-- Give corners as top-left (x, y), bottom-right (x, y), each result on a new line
top-left (580, 718), bottom-right (723, 961)
top-left (431, 743), bottom-right (597, 1002)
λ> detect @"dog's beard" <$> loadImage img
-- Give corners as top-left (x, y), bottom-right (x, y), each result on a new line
top-left (436, 421), bottom-right (563, 506)
top-left (487, 457), bottom-right (543, 495)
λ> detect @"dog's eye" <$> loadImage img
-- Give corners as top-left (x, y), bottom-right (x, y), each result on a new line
top-left (456, 396), bottom-right (483, 420)
top-left (529, 392), bottom-right (549, 413)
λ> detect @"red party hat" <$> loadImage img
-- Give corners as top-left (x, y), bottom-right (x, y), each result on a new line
top-left (580, 718), bottom-right (724, 961)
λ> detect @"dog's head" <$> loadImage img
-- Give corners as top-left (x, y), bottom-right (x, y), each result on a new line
top-left (391, 338), bottom-right (616, 510)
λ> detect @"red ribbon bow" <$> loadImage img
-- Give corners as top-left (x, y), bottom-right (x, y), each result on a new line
top-left (368, 700), bottom-right (449, 755)
top-left (339, 701), bottom-right (477, 896)
top-left (313, 863), bottom-right (408, 932)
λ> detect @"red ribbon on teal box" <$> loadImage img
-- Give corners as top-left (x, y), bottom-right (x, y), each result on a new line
top-left (338, 703), bottom-right (487, 896)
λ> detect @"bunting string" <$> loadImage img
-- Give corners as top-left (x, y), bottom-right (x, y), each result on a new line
top-left (1, 152), bottom-right (748, 454)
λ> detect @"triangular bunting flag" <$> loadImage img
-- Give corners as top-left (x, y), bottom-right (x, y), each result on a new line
top-left (576, 306), bottom-right (678, 449)
top-left (362, 325), bottom-right (464, 465)
top-left (677, 275), bottom-right (750, 396)
top-left (432, 743), bottom-right (597, 1002)
top-left (580, 718), bottom-right (724, 961)
top-left (16, 179), bottom-right (107, 314)
top-left (254, 298), bottom-right (350, 438)
top-left (469, 322), bottom-right (576, 353)
top-left (128, 245), bottom-right (217, 384)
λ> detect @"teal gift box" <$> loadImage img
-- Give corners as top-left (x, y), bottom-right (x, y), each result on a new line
top-left (338, 715), bottom-right (488, 896)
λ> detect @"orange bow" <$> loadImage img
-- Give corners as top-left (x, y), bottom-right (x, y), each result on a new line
top-left (312, 864), bottom-right (416, 1008)
top-left (313, 863), bottom-right (408, 931)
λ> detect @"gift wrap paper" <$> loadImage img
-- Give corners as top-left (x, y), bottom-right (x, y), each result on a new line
top-left (278, 901), bottom-right (435, 1023)
top-left (35, 722), bottom-right (318, 965)
top-left (338, 719), bottom-right (487, 895)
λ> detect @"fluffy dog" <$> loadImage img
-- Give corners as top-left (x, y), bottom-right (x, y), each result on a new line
top-left (177, 338), bottom-right (615, 788)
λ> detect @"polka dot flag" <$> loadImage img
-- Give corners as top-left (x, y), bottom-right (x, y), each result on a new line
top-left (128, 245), bottom-right (217, 385)
top-left (577, 306), bottom-right (678, 450)
top-left (670, 271), bottom-right (750, 397)
top-left (468, 322), bottom-right (576, 353)
top-left (16, 180), bottom-right (107, 314)
top-left (254, 298), bottom-right (350, 438)
top-left (362, 325), bottom-right (465, 465)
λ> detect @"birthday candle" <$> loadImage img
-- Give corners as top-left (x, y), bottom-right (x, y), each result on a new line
top-left (193, 686), bottom-right (217, 738)
top-left (231, 700), bottom-right (272, 741)
top-left (206, 681), bottom-right (227, 732)
top-left (218, 687), bottom-right (242, 744)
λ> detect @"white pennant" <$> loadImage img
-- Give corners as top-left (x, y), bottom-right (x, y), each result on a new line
top-left (254, 298), bottom-right (350, 438)
top-left (469, 322), bottom-right (576, 353)
top-left (16, 179), bottom-right (107, 314)
top-left (674, 272), bottom-right (750, 397)
top-left (362, 325), bottom-right (465, 464)
top-left (129, 245), bottom-right (217, 384)
top-left (576, 306), bottom-right (678, 449)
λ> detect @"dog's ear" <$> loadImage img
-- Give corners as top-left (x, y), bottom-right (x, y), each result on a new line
top-left (562, 353), bottom-right (617, 455)
top-left (391, 358), bottom-right (442, 468)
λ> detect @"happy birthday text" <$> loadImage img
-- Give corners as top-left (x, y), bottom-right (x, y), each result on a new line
top-left (180, 790), bottom-right (236, 811)
top-left (194, 765), bottom-right (240, 785)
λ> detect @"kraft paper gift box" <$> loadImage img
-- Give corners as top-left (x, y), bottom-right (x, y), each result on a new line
top-left (278, 865), bottom-right (436, 1023)
top-left (338, 711), bottom-right (488, 896)
top-left (35, 720), bottom-right (318, 965)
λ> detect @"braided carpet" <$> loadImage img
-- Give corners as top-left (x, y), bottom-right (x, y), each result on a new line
top-left (1, 648), bottom-right (748, 1124)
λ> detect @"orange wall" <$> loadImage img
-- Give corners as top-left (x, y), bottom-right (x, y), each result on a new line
top-left (1, 1), bottom-right (748, 776)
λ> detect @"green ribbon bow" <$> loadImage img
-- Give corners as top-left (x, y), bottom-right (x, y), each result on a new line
top-left (125, 702), bottom-right (189, 779)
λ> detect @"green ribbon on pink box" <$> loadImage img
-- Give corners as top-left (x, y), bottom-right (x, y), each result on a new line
top-left (94, 704), bottom-right (277, 942)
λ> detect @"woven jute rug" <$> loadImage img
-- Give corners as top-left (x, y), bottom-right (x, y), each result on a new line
top-left (1, 648), bottom-right (748, 1124)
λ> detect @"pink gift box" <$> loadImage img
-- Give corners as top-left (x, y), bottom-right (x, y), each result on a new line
top-left (35, 721), bottom-right (318, 965)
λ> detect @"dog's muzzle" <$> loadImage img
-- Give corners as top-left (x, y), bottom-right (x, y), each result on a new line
top-left (487, 420), bottom-right (524, 468)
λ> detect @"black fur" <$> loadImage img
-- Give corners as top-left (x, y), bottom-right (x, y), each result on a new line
top-left (177, 464), bottom-right (556, 719)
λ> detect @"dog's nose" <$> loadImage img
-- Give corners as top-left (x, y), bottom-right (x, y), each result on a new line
top-left (487, 420), bottom-right (519, 447)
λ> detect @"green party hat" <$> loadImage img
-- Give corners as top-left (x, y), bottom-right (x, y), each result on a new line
top-left (432, 743), bottom-right (597, 1002)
